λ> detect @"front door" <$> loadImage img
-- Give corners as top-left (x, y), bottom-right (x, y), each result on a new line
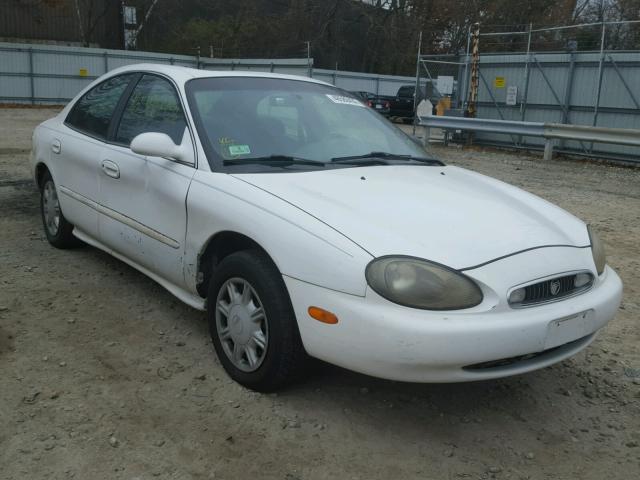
top-left (97, 74), bottom-right (196, 288)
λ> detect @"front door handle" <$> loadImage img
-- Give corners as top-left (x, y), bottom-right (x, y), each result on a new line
top-left (51, 139), bottom-right (61, 154)
top-left (101, 159), bottom-right (120, 179)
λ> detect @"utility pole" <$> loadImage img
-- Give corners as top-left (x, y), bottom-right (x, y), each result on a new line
top-left (466, 23), bottom-right (480, 119)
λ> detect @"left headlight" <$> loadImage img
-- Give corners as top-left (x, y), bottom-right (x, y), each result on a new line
top-left (365, 256), bottom-right (483, 310)
top-left (587, 225), bottom-right (606, 275)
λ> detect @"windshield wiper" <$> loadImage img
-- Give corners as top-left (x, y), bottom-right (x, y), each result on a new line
top-left (224, 155), bottom-right (325, 167)
top-left (330, 152), bottom-right (443, 166)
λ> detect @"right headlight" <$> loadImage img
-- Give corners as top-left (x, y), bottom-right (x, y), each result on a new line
top-left (365, 256), bottom-right (483, 310)
top-left (587, 225), bottom-right (606, 275)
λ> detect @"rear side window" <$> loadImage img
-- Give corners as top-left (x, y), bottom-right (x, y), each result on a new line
top-left (65, 74), bottom-right (135, 140)
top-left (115, 74), bottom-right (186, 146)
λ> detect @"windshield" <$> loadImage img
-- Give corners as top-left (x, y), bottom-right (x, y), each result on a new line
top-left (185, 77), bottom-right (434, 171)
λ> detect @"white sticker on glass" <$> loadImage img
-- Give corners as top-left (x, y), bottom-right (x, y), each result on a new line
top-left (326, 94), bottom-right (366, 107)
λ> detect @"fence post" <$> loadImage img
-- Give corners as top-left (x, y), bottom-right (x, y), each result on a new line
top-left (520, 23), bottom-right (532, 123)
top-left (28, 47), bottom-right (35, 105)
top-left (590, 22), bottom-right (607, 152)
top-left (461, 26), bottom-right (472, 112)
top-left (562, 49), bottom-right (576, 125)
top-left (413, 31), bottom-right (423, 136)
top-left (558, 47), bottom-right (576, 150)
top-left (376, 77), bottom-right (380, 95)
top-left (592, 23), bottom-right (606, 127)
top-left (543, 138), bottom-right (554, 161)
top-left (455, 53), bottom-right (463, 108)
top-left (103, 51), bottom-right (108, 73)
top-left (422, 126), bottom-right (430, 147)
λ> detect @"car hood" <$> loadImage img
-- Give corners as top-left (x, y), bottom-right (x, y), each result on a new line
top-left (233, 165), bottom-right (590, 270)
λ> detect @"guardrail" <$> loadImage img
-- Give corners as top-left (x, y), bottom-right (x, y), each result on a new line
top-left (419, 115), bottom-right (640, 162)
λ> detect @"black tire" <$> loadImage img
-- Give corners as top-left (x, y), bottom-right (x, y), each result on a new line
top-left (40, 171), bottom-right (80, 249)
top-left (207, 250), bottom-right (307, 392)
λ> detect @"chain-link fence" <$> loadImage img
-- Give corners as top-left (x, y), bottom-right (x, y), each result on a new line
top-left (419, 21), bottom-right (640, 162)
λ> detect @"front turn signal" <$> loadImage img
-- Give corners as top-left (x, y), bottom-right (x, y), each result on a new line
top-left (308, 306), bottom-right (339, 324)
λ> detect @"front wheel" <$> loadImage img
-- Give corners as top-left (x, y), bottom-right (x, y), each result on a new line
top-left (40, 171), bottom-right (80, 249)
top-left (207, 250), bottom-right (307, 392)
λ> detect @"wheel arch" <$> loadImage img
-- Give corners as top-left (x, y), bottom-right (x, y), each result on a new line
top-left (196, 230), bottom-right (278, 298)
top-left (34, 162), bottom-right (50, 190)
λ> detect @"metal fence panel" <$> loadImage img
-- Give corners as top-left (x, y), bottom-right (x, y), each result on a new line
top-left (313, 68), bottom-right (416, 96)
top-left (0, 47), bottom-right (29, 73)
top-left (0, 42), bottom-right (312, 104)
top-left (0, 75), bottom-right (30, 102)
top-left (465, 49), bottom-right (640, 161)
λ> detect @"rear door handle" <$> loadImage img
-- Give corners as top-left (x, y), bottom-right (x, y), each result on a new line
top-left (51, 139), bottom-right (61, 154)
top-left (101, 159), bottom-right (120, 179)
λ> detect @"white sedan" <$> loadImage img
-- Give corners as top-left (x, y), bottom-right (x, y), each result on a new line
top-left (31, 64), bottom-right (623, 391)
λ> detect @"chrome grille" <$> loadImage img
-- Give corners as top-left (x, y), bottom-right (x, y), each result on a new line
top-left (509, 272), bottom-right (594, 308)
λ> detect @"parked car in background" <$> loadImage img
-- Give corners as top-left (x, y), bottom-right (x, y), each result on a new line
top-left (351, 91), bottom-right (391, 116)
top-left (389, 85), bottom-right (418, 121)
top-left (31, 64), bottom-right (622, 392)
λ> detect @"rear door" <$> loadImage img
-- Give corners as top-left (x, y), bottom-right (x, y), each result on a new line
top-left (57, 73), bottom-right (137, 238)
top-left (97, 73), bottom-right (196, 288)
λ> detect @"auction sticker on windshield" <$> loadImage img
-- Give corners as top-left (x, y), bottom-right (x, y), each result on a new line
top-left (326, 94), bottom-right (365, 107)
top-left (228, 144), bottom-right (251, 156)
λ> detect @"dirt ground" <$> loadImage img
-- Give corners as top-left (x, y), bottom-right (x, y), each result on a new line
top-left (1, 107), bottom-right (639, 480)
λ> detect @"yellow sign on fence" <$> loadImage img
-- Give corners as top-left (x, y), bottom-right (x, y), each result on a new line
top-left (79, 68), bottom-right (88, 77)
top-left (494, 76), bottom-right (505, 88)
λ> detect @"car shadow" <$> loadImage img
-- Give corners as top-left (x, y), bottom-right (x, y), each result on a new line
top-left (275, 355), bottom-right (598, 438)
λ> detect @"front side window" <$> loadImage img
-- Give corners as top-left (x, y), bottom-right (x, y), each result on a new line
top-left (65, 74), bottom-right (135, 140)
top-left (115, 74), bottom-right (187, 146)
top-left (186, 77), bottom-right (431, 171)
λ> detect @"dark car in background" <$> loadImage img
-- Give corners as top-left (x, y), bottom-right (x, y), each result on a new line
top-left (388, 85), bottom-right (419, 122)
top-left (351, 91), bottom-right (391, 116)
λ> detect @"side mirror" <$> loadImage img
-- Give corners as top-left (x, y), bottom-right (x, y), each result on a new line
top-left (130, 132), bottom-right (191, 164)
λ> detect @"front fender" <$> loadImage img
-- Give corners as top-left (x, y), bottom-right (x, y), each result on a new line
top-left (184, 171), bottom-right (373, 297)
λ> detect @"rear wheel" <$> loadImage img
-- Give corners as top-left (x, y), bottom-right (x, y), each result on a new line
top-left (40, 171), bottom-right (80, 249)
top-left (207, 250), bottom-right (307, 392)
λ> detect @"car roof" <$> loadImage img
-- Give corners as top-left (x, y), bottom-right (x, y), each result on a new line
top-left (104, 63), bottom-right (332, 88)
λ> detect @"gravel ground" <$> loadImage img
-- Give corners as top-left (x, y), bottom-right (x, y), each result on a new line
top-left (1, 108), bottom-right (639, 480)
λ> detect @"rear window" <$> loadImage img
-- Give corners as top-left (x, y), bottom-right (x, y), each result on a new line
top-left (397, 86), bottom-right (415, 97)
top-left (65, 74), bottom-right (136, 140)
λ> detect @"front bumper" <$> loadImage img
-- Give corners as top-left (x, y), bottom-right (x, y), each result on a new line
top-left (284, 264), bottom-right (622, 383)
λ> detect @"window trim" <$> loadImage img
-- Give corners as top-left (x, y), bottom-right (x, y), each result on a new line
top-left (64, 72), bottom-right (139, 143)
top-left (108, 71), bottom-right (197, 168)
top-left (64, 70), bottom-right (197, 168)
